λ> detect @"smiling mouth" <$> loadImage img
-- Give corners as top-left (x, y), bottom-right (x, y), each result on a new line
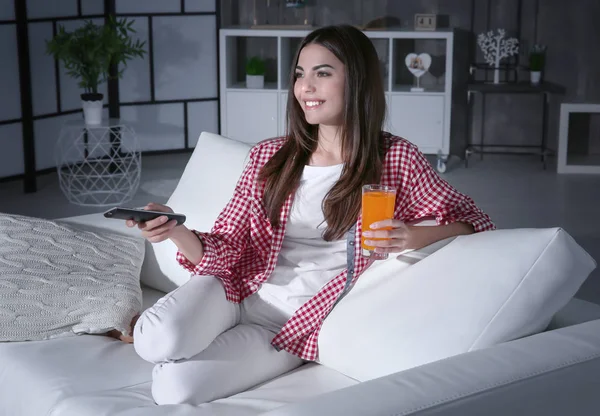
top-left (304, 100), bottom-right (325, 109)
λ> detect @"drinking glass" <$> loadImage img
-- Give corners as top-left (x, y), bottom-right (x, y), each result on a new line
top-left (361, 184), bottom-right (396, 260)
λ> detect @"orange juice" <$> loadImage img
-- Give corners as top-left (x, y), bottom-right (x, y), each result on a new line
top-left (361, 186), bottom-right (396, 251)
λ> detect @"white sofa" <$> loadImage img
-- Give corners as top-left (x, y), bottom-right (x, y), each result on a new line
top-left (2, 132), bottom-right (600, 416)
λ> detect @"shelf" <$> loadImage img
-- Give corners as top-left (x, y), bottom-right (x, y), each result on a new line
top-left (280, 37), bottom-right (304, 90)
top-left (468, 81), bottom-right (567, 95)
top-left (371, 38), bottom-right (390, 90)
top-left (219, 27), bottom-right (453, 38)
top-left (224, 35), bottom-right (278, 89)
top-left (392, 38), bottom-right (447, 93)
top-left (563, 111), bottom-right (600, 171)
top-left (391, 85), bottom-right (445, 94)
top-left (567, 154), bottom-right (600, 167)
top-left (219, 27), bottom-right (467, 156)
top-left (227, 82), bottom-right (279, 91)
top-left (557, 103), bottom-right (600, 174)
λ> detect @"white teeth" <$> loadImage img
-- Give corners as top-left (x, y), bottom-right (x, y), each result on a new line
top-left (305, 100), bottom-right (324, 108)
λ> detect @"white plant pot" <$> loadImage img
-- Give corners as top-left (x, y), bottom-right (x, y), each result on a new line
top-left (530, 71), bottom-right (542, 85)
top-left (81, 99), bottom-right (103, 125)
top-left (493, 67), bottom-right (500, 84)
top-left (246, 74), bottom-right (265, 89)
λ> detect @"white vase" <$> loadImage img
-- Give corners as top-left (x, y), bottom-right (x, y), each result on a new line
top-left (81, 94), bottom-right (104, 125)
top-left (246, 74), bottom-right (265, 89)
top-left (493, 67), bottom-right (500, 84)
top-left (530, 71), bottom-right (542, 85)
top-left (493, 48), bottom-right (501, 84)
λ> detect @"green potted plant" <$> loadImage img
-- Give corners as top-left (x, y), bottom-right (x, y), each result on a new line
top-left (528, 44), bottom-right (546, 85)
top-left (46, 17), bottom-right (146, 125)
top-left (246, 56), bottom-right (266, 89)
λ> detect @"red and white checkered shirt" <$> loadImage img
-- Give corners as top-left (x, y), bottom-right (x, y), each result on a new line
top-left (177, 132), bottom-right (495, 361)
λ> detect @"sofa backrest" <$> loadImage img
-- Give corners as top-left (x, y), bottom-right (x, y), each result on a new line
top-left (167, 132), bottom-right (252, 232)
top-left (140, 132), bottom-right (252, 292)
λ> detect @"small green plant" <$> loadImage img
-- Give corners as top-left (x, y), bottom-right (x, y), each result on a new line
top-left (46, 17), bottom-right (146, 96)
top-left (528, 44), bottom-right (546, 71)
top-left (246, 56), bottom-right (266, 76)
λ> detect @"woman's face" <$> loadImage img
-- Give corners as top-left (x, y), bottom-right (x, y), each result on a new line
top-left (293, 43), bottom-right (346, 127)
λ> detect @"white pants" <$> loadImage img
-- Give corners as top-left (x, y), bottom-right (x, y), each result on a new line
top-left (133, 276), bottom-right (304, 405)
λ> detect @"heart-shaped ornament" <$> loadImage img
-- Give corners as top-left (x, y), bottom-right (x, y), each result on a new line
top-left (405, 53), bottom-right (432, 78)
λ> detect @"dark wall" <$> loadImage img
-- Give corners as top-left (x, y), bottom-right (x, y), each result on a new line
top-left (227, 0), bottom-right (600, 153)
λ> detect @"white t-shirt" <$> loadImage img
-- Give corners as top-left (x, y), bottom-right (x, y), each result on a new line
top-left (255, 164), bottom-right (348, 320)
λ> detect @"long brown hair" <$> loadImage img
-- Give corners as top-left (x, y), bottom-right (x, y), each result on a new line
top-left (258, 25), bottom-right (387, 241)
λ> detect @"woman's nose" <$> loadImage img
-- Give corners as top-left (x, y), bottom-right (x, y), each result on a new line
top-left (301, 79), bottom-right (315, 93)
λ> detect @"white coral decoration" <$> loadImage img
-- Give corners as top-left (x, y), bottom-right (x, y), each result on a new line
top-left (477, 28), bottom-right (519, 83)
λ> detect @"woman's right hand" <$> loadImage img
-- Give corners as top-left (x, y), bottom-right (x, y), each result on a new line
top-left (126, 202), bottom-right (182, 243)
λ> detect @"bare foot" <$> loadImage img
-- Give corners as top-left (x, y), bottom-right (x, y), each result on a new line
top-left (106, 314), bottom-right (140, 343)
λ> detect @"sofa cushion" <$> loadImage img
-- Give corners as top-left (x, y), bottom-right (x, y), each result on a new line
top-left (141, 132), bottom-right (252, 293)
top-left (0, 332), bottom-right (153, 416)
top-left (318, 228), bottom-right (597, 382)
top-left (0, 282), bottom-right (355, 416)
top-left (0, 213), bottom-right (144, 342)
top-left (0, 285), bottom-right (156, 416)
top-left (267, 319), bottom-right (600, 416)
top-left (49, 364), bottom-right (356, 416)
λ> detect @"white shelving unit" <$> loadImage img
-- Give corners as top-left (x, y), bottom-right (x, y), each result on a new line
top-left (557, 103), bottom-right (600, 174)
top-left (219, 28), bottom-right (468, 173)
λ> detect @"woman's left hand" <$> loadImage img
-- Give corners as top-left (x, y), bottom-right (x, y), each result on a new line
top-left (362, 219), bottom-right (420, 254)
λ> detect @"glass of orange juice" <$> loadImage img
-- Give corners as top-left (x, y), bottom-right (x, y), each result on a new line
top-left (361, 184), bottom-right (396, 260)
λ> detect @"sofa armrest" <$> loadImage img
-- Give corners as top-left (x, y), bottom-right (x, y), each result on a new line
top-left (58, 212), bottom-right (142, 238)
top-left (548, 297), bottom-right (600, 330)
top-left (263, 319), bottom-right (600, 416)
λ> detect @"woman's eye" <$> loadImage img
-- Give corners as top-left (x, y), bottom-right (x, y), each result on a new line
top-left (295, 72), bottom-right (303, 78)
top-left (317, 71), bottom-right (331, 77)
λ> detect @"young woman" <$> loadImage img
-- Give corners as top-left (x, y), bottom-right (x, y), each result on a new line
top-left (125, 25), bottom-right (495, 405)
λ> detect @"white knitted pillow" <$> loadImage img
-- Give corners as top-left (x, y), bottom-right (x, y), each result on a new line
top-left (0, 213), bottom-right (144, 341)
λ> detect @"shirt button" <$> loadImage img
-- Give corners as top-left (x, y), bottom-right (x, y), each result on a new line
top-left (349, 241), bottom-right (355, 246)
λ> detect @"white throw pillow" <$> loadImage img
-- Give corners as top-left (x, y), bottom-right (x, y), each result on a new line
top-left (0, 213), bottom-right (144, 341)
top-left (318, 228), bottom-right (596, 382)
top-left (140, 132), bottom-right (252, 293)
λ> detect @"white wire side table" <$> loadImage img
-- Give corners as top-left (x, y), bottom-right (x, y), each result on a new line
top-left (55, 119), bottom-right (141, 206)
